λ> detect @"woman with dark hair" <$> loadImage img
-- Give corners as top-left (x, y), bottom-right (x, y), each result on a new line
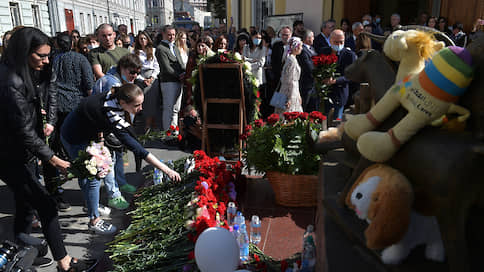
top-left (42, 32), bottom-right (94, 209)
top-left (134, 31), bottom-right (161, 130)
top-left (70, 29), bottom-right (80, 49)
top-left (340, 18), bottom-right (352, 38)
top-left (243, 31), bottom-right (266, 87)
top-left (0, 27), bottom-right (93, 272)
top-left (60, 83), bottom-right (181, 233)
top-left (437, 16), bottom-right (452, 36)
top-left (233, 33), bottom-right (251, 55)
top-left (91, 54), bottom-right (143, 213)
top-left (214, 34), bottom-right (228, 51)
top-left (76, 36), bottom-right (90, 57)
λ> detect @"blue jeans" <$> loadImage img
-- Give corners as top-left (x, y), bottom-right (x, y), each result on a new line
top-left (60, 135), bottom-right (100, 219)
top-left (103, 150), bottom-right (125, 199)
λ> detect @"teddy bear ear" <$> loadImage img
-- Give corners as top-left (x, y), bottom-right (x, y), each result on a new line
top-left (345, 164), bottom-right (385, 209)
top-left (364, 169), bottom-right (414, 249)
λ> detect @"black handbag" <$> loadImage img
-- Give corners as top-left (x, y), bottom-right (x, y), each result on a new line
top-left (104, 133), bottom-right (124, 151)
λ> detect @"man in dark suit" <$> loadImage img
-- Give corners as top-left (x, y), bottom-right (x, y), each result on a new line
top-left (314, 19), bottom-right (335, 55)
top-left (322, 29), bottom-right (357, 120)
top-left (296, 29), bottom-right (318, 112)
top-left (270, 25), bottom-right (292, 100)
top-left (156, 25), bottom-right (185, 131)
top-left (344, 22), bottom-right (363, 52)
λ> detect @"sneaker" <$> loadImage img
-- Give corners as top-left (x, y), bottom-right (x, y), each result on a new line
top-left (120, 183), bottom-right (137, 194)
top-left (57, 257), bottom-right (98, 272)
top-left (88, 219), bottom-right (117, 235)
top-left (56, 196), bottom-right (71, 212)
top-left (34, 256), bottom-right (54, 268)
top-left (108, 196), bottom-right (129, 210)
top-left (83, 204), bottom-right (111, 216)
top-left (98, 204), bottom-right (112, 216)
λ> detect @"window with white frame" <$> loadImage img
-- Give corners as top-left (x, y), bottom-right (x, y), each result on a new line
top-left (87, 14), bottom-right (92, 33)
top-left (80, 12), bottom-right (85, 34)
top-left (32, 5), bottom-right (41, 28)
top-left (9, 2), bottom-right (22, 27)
top-left (253, 0), bottom-right (274, 31)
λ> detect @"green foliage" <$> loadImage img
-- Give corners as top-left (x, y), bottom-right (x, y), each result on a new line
top-left (244, 117), bottom-right (322, 175)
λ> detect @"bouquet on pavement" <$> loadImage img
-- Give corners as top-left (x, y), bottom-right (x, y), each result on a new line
top-left (50, 142), bottom-right (113, 193)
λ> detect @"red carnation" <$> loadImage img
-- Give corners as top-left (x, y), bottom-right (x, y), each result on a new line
top-left (309, 111), bottom-right (327, 122)
top-left (177, 134), bottom-right (182, 141)
top-left (166, 130), bottom-right (172, 136)
top-left (254, 119), bottom-right (264, 127)
top-left (267, 113), bottom-right (280, 124)
top-left (298, 112), bottom-right (309, 120)
top-left (170, 125), bottom-right (176, 131)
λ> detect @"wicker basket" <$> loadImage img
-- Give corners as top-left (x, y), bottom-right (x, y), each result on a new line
top-left (266, 171), bottom-right (318, 207)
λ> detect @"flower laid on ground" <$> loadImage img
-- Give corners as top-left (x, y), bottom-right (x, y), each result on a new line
top-left (107, 151), bottom-right (242, 272)
top-left (138, 125), bottom-right (182, 144)
top-left (50, 142), bottom-right (112, 193)
top-left (311, 53), bottom-right (339, 112)
top-left (243, 112), bottom-right (325, 175)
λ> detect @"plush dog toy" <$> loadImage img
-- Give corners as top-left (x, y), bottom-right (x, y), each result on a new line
top-left (384, 30), bottom-right (444, 82)
top-left (346, 164), bottom-right (445, 264)
top-left (344, 46), bottom-right (473, 162)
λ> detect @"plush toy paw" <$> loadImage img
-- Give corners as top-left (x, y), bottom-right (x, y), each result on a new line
top-left (357, 131), bottom-right (397, 162)
top-left (381, 244), bottom-right (410, 265)
top-left (425, 242), bottom-right (445, 262)
top-left (344, 114), bottom-right (375, 140)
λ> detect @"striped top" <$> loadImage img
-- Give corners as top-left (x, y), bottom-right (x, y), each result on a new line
top-left (419, 47), bottom-right (473, 102)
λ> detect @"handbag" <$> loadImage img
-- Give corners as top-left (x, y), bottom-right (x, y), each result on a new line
top-left (104, 133), bottom-right (124, 152)
top-left (269, 82), bottom-right (287, 109)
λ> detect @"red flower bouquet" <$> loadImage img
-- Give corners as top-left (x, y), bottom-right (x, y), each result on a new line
top-left (311, 53), bottom-right (339, 111)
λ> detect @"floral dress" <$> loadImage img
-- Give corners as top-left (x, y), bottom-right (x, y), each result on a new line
top-left (275, 54), bottom-right (303, 114)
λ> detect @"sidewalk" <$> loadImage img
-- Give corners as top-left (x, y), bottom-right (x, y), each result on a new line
top-left (0, 141), bottom-right (189, 272)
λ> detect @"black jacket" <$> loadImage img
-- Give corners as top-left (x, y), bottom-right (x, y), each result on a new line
top-left (314, 33), bottom-right (331, 55)
top-left (296, 45), bottom-right (315, 92)
top-left (0, 63), bottom-right (57, 162)
top-left (271, 41), bottom-right (285, 87)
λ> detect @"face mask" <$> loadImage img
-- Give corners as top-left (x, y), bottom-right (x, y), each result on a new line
top-left (332, 44), bottom-right (344, 52)
top-left (363, 20), bottom-right (370, 26)
top-left (253, 38), bottom-right (261, 45)
top-left (121, 74), bottom-right (131, 83)
top-left (375, 18), bottom-right (381, 24)
top-left (87, 44), bottom-right (98, 50)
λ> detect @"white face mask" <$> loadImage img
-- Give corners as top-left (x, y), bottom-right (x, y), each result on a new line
top-left (252, 38), bottom-right (261, 45)
top-left (88, 44), bottom-right (99, 50)
top-left (332, 44), bottom-right (344, 52)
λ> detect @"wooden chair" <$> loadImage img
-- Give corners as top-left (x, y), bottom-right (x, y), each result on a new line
top-left (198, 63), bottom-right (246, 161)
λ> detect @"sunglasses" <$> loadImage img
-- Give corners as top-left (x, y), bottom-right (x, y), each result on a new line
top-left (129, 70), bottom-right (140, 75)
top-left (33, 52), bottom-right (50, 60)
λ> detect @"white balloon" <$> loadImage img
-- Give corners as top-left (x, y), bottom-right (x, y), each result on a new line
top-left (195, 227), bottom-right (240, 272)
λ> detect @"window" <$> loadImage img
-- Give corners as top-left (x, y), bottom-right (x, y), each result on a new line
top-left (87, 14), bottom-right (92, 33)
top-left (9, 2), bottom-right (22, 27)
top-left (80, 13), bottom-right (85, 34)
top-left (32, 5), bottom-right (41, 28)
top-left (153, 0), bottom-right (158, 7)
top-left (253, 0), bottom-right (274, 31)
top-left (94, 15), bottom-right (97, 27)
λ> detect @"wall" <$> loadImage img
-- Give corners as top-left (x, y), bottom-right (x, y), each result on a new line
top-left (285, 0), bottom-right (323, 35)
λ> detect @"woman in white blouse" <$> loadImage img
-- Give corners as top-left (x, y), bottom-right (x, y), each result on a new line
top-left (175, 31), bottom-right (189, 69)
top-left (243, 31), bottom-right (266, 87)
top-left (134, 31), bottom-right (160, 130)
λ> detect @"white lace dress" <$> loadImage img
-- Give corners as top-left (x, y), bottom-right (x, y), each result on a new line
top-left (275, 54), bottom-right (303, 114)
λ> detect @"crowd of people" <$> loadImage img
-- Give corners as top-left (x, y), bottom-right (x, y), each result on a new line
top-left (0, 10), bottom-right (483, 271)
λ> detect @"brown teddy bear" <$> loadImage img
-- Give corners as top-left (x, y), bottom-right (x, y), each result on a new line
top-left (346, 164), bottom-right (445, 264)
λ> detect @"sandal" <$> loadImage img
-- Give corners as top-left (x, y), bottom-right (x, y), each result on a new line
top-left (57, 257), bottom-right (97, 272)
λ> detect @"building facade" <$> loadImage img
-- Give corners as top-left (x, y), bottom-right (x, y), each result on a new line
top-left (1, 0), bottom-right (146, 37)
top-left (1, 0), bottom-right (52, 37)
top-left (145, 0), bottom-right (174, 31)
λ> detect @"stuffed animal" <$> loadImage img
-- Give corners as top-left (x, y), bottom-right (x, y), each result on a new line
top-left (344, 46), bottom-right (473, 162)
top-left (346, 164), bottom-right (445, 265)
top-left (384, 30), bottom-right (445, 82)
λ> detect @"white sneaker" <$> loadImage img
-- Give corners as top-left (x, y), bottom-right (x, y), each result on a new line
top-left (88, 219), bottom-right (117, 235)
top-left (82, 204), bottom-right (111, 216)
top-left (98, 204), bottom-right (112, 216)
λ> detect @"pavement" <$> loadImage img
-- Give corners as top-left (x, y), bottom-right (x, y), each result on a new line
top-left (0, 140), bottom-right (189, 272)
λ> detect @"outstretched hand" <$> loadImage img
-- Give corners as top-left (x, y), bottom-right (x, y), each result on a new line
top-left (167, 169), bottom-right (181, 182)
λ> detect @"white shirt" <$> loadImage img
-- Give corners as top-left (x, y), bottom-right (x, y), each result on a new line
top-left (137, 48), bottom-right (160, 80)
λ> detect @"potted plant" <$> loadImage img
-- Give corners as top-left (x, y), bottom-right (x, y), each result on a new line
top-left (243, 111), bottom-right (326, 206)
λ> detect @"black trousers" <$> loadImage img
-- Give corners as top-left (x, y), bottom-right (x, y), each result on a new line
top-left (0, 159), bottom-right (67, 261)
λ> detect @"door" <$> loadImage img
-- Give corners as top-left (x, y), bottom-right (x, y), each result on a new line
top-left (65, 9), bottom-right (74, 32)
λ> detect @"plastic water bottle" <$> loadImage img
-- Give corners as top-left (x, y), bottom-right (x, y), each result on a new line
top-left (232, 224), bottom-right (240, 240)
top-left (227, 202), bottom-right (237, 226)
top-left (153, 160), bottom-right (164, 185)
top-left (301, 225), bottom-right (316, 271)
top-left (250, 215), bottom-right (261, 245)
top-left (238, 224), bottom-right (250, 263)
top-left (234, 211), bottom-right (245, 227)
